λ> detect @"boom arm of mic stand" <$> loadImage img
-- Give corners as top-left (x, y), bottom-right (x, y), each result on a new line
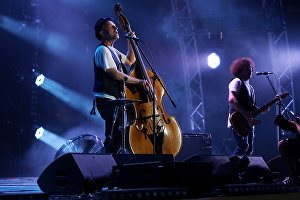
top-left (266, 75), bottom-right (291, 116)
top-left (265, 75), bottom-right (294, 141)
top-left (265, 75), bottom-right (283, 141)
top-left (132, 39), bottom-right (177, 108)
top-left (266, 75), bottom-right (277, 96)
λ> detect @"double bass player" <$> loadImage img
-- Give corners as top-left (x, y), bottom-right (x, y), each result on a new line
top-left (92, 17), bottom-right (150, 153)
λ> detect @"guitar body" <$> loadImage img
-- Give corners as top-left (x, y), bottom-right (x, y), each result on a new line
top-left (230, 112), bottom-right (252, 137)
top-left (229, 92), bottom-right (289, 137)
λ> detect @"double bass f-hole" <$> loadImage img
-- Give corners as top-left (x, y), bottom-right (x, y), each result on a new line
top-left (157, 106), bottom-right (170, 124)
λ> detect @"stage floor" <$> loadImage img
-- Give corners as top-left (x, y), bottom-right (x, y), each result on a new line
top-left (0, 177), bottom-right (47, 199)
top-left (1, 177), bottom-right (300, 200)
top-left (0, 177), bottom-right (41, 194)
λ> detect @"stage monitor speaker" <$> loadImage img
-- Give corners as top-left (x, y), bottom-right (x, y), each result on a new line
top-left (184, 155), bottom-right (237, 185)
top-left (114, 161), bottom-right (213, 193)
top-left (175, 133), bottom-right (212, 162)
top-left (37, 153), bottom-right (174, 194)
top-left (267, 155), bottom-right (290, 180)
top-left (184, 155), bottom-right (272, 184)
top-left (243, 156), bottom-right (272, 182)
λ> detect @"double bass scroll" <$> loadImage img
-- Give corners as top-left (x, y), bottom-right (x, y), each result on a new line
top-left (114, 3), bottom-right (182, 156)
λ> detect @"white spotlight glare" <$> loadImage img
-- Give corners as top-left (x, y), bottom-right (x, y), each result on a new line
top-left (35, 127), bottom-right (44, 139)
top-left (35, 74), bottom-right (45, 86)
top-left (208, 53), bottom-right (220, 69)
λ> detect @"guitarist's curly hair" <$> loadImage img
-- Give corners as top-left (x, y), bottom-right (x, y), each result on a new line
top-left (230, 57), bottom-right (255, 78)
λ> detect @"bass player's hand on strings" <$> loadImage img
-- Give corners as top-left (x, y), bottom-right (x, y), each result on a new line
top-left (139, 79), bottom-right (151, 92)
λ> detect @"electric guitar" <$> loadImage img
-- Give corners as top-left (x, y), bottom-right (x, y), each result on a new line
top-left (230, 92), bottom-right (289, 137)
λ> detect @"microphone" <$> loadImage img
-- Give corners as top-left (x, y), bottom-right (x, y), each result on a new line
top-left (256, 72), bottom-right (274, 75)
top-left (125, 34), bottom-right (139, 41)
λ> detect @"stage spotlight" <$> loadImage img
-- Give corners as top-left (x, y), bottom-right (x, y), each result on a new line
top-left (35, 74), bottom-right (45, 86)
top-left (207, 53), bottom-right (220, 69)
top-left (34, 127), bottom-right (66, 150)
top-left (35, 127), bottom-right (44, 139)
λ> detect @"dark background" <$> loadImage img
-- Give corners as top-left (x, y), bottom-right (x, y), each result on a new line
top-left (0, 0), bottom-right (299, 177)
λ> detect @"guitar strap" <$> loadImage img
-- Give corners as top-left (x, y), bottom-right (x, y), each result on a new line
top-left (241, 79), bottom-right (255, 107)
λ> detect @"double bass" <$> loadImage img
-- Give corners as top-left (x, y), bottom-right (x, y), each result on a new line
top-left (114, 4), bottom-right (182, 156)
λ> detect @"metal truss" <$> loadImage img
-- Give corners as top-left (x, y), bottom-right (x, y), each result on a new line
top-left (171, 0), bottom-right (205, 132)
top-left (31, 0), bottom-right (41, 125)
top-left (263, 0), bottom-right (296, 140)
top-left (267, 31), bottom-right (295, 114)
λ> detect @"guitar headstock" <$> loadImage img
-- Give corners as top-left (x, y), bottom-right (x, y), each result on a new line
top-left (259, 91), bottom-right (290, 113)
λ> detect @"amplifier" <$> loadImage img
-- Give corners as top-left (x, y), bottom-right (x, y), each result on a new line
top-left (175, 133), bottom-right (212, 161)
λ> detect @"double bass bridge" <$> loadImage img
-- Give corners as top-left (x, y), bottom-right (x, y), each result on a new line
top-left (135, 111), bottom-right (166, 141)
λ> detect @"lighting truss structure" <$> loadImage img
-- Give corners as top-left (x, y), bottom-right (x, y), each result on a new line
top-left (31, 0), bottom-right (42, 125)
top-left (171, 0), bottom-right (205, 132)
top-left (263, 0), bottom-right (296, 141)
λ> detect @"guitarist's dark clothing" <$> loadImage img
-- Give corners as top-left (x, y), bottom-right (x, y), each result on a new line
top-left (228, 78), bottom-right (256, 156)
top-left (228, 80), bottom-right (256, 116)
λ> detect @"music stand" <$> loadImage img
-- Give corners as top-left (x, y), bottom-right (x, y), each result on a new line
top-left (108, 98), bottom-right (141, 154)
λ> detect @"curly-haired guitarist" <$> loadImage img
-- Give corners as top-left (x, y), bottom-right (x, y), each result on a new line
top-left (227, 57), bottom-right (268, 156)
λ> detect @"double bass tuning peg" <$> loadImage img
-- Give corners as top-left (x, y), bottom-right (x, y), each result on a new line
top-left (114, 3), bottom-right (122, 13)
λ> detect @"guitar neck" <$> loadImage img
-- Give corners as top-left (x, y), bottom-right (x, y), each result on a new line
top-left (253, 97), bottom-right (279, 117)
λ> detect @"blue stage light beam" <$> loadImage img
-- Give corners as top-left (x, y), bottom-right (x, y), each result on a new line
top-left (0, 15), bottom-right (37, 44)
top-left (37, 75), bottom-right (94, 119)
top-left (207, 53), bottom-right (221, 69)
top-left (0, 15), bottom-right (70, 58)
top-left (35, 127), bottom-right (66, 150)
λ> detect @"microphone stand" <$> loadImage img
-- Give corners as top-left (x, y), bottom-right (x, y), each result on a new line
top-left (129, 37), bottom-right (177, 154)
top-left (113, 77), bottom-right (128, 154)
top-left (265, 74), bottom-right (285, 142)
top-left (121, 77), bottom-right (128, 154)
